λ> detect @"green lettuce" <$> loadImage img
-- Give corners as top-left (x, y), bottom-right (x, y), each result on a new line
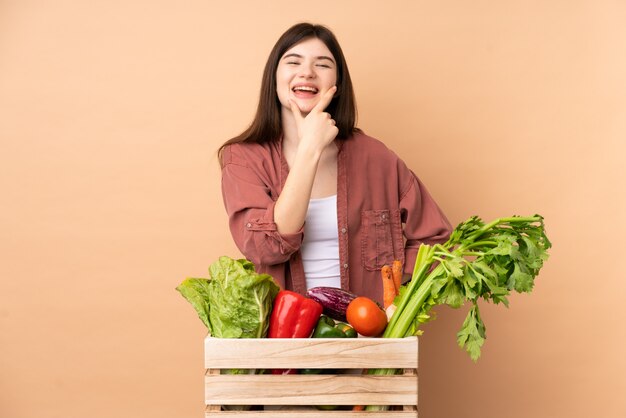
top-left (176, 277), bottom-right (213, 332)
top-left (176, 256), bottom-right (280, 339)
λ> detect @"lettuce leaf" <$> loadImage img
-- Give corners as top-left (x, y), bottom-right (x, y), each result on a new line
top-left (175, 277), bottom-right (213, 333)
top-left (207, 257), bottom-right (280, 338)
top-left (176, 256), bottom-right (280, 339)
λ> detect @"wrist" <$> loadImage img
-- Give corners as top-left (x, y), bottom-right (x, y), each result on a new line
top-left (296, 137), bottom-right (324, 160)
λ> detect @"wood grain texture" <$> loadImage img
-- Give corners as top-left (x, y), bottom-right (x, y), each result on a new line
top-left (204, 337), bottom-right (419, 415)
top-left (205, 374), bottom-right (417, 405)
top-left (204, 337), bottom-right (418, 369)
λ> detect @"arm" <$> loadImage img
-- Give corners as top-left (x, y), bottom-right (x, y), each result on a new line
top-left (221, 155), bottom-right (305, 266)
top-left (272, 141), bottom-right (323, 234)
top-left (273, 87), bottom-right (338, 234)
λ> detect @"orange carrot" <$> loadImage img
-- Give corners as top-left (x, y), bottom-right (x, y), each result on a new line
top-left (381, 265), bottom-right (395, 309)
top-left (392, 259), bottom-right (403, 293)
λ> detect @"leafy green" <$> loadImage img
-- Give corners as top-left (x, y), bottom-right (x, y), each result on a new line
top-left (383, 215), bottom-right (551, 360)
top-left (366, 215), bottom-right (551, 411)
top-left (207, 257), bottom-right (280, 338)
top-left (176, 256), bottom-right (280, 339)
top-left (456, 303), bottom-right (486, 361)
top-left (175, 277), bottom-right (213, 332)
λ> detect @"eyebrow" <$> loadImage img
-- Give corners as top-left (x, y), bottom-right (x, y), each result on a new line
top-left (282, 53), bottom-right (336, 64)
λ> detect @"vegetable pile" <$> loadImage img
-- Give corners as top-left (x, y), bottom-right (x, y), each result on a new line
top-left (178, 215), bottom-right (550, 359)
top-left (177, 214), bottom-right (550, 411)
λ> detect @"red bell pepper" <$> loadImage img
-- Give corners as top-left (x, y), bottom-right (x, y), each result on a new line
top-left (268, 290), bottom-right (323, 374)
top-left (268, 290), bottom-right (323, 338)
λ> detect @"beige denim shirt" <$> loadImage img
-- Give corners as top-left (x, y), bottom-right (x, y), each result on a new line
top-left (220, 132), bottom-right (452, 304)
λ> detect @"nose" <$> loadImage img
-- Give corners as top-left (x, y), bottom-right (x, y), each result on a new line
top-left (297, 62), bottom-right (316, 79)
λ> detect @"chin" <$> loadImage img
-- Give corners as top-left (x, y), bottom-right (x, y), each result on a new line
top-left (296, 100), bottom-right (317, 113)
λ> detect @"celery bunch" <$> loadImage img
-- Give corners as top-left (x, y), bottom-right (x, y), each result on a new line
top-left (386, 215), bottom-right (551, 360)
top-left (365, 215), bottom-right (550, 411)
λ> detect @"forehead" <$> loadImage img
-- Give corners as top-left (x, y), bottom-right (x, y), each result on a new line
top-left (281, 37), bottom-right (335, 59)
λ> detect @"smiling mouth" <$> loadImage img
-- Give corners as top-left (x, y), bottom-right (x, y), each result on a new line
top-left (292, 86), bottom-right (319, 94)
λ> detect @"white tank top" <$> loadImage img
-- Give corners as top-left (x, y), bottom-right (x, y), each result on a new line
top-left (301, 194), bottom-right (341, 290)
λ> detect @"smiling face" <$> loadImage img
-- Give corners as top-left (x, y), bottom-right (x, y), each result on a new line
top-left (276, 37), bottom-right (338, 115)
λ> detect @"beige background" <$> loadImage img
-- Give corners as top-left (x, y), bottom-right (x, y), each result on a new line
top-left (1, 1), bottom-right (625, 417)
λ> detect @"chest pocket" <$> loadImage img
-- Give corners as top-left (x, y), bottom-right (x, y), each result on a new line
top-left (361, 209), bottom-right (404, 271)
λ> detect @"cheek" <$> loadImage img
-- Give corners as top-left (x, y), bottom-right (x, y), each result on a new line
top-left (276, 69), bottom-right (293, 101)
top-left (323, 71), bottom-right (338, 89)
top-left (275, 71), bottom-right (290, 91)
top-left (275, 74), bottom-right (291, 105)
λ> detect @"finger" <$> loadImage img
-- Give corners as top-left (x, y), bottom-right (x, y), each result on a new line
top-left (312, 85), bottom-right (337, 113)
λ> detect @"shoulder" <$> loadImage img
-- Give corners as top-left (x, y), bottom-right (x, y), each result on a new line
top-left (342, 131), bottom-right (401, 163)
top-left (342, 131), bottom-right (416, 190)
top-left (221, 141), bottom-right (278, 169)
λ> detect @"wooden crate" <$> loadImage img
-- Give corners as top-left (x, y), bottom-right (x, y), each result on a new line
top-left (204, 336), bottom-right (418, 417)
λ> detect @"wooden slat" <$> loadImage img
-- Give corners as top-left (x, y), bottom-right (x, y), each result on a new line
top-left (205, 409), bottom-right (417, 417)
top-left (205, 369), bottom-right (221, 412)
top-left (204, 337), bottom-right (418, 369)
top-left (402, 368), bottom-right (418, 412)
top-left (205, 374), bottom-right (417, 406)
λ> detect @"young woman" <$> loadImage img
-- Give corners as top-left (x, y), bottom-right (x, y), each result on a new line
top-left (219, 23), bottom-right (452, 304)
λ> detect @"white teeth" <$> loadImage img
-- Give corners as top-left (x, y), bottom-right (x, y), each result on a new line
top-left (293, 86), bottom-right (318, 93)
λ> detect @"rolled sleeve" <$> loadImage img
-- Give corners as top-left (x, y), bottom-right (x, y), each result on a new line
top-left (222, 159), bottom-right (304, 266)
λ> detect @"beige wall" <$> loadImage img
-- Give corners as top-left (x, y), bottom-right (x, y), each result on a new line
top-left (1, 1), bottom-right (624, 417)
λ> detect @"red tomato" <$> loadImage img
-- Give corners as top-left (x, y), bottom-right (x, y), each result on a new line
top-left (346, 296), bottom-right (388, 337)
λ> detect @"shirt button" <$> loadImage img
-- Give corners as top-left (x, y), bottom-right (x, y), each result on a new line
top-left (341, 227), bottom-right (347, 233)
top-left (246, 223), bottom-right (252, 228)
top-left (343, 263), bottom-right (348, 269)
top-left (381, 214), bottom-right (387, 220)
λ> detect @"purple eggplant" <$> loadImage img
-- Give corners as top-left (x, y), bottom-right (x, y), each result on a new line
top-left (306, 287), bottom-right (357, 322)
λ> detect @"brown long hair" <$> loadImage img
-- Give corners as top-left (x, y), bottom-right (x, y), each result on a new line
top-left (218, 23), bottom-right (360, 163)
